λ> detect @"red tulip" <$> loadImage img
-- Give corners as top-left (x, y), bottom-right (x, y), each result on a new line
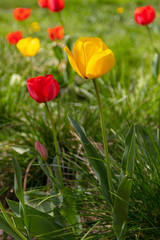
top-left (13, 8), bottom-right (32, 21)
top-left (38, 0), bottom-right (48, 8)
top-left (27, 75), bottom-right (60, 103)
top-left (35, 141), bottom-right (48, 160)
top-left (48, 26), bottom-right (64, 41)
top-left (134, 5), bottom-right (155, 25)
top-left (6, 31), bottom-right (23, 45)
top-left (48, 0), bottom-right (65, 12)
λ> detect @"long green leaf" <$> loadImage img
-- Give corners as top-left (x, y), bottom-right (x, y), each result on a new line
top-left (12, 158), bottom-right (24, 203)
top-left (0, 214), bottom-right (23, 240)
top-left (113, 124), bottom-right (136, 240)
top-left (113, 176), bottom-right (132, 240)
top-left (68, 117), bottom-right (111, 205)
top-left (0, 203), bottom-right (27, 240)
top-left (12, 159), bottom-right (29, 235)
top-left (121, 124), bottom-right (135, 178)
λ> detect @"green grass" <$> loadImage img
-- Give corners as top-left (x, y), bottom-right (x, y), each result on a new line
top-left (1, 0), bottom-right (160, 239)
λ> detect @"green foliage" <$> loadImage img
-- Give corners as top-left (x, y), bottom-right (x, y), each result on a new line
top-left (113, 125), bottom-right (135, 240)
top-left (69, 117), bottom-right (112, 205)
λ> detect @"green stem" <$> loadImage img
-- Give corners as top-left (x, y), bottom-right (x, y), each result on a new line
top-left (92, 79), bottom-right (113, 204)
top-left (45, 102), bottom-right (63, 186)
top-left (146, 25), bottom-right (155, 52)
top-left (58, 12), bottom-right (65, 29)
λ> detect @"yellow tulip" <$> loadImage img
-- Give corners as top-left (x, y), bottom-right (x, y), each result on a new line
top-left (116, 7), bottom-right (124, 14)
top-left (64, 37), bottom-right (115, 79)
top-left (17, 37), bottom-right (41, 57)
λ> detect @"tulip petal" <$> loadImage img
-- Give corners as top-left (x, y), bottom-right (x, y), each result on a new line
top-left (17, 37), bottom-right (31, 56)
top-left (86, 49), bottom-right (115, 79)
top-left (91, 37), bottom-right (108, 51)
top-left (83, 37), bottom-right (108, 64)
top-left (27, 38), bottom-right (40, 57)
top-left (64, 46), bottom-right (84, 78)
top-left (73, 39), bottom-right (87, 78)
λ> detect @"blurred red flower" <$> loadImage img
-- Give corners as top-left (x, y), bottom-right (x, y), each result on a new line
top-left (38, 0), bottom-right (48, 8)
top-left (27, 75), bottom-right (60, 103)
top-left (48, 26), bottom-right (64, 41)
top-left (13, 8), bottom-right (32, 21)
top-left (134, 5), bottom-right (155, 25)
top-left (6, 31), bottom-right (23, 45)
top-left (35, 141), bottom-right (48, 160)
top-left (48, 0), bottom-right (65, 12)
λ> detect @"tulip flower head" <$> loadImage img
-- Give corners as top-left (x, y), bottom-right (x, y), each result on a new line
top-left (64, 37), bottom-right (115, 79)
top-left (134, 5), bottom-right (155, 25)
top-left (27, 75), bottom-right (60, 103)
top-left (48, 26), bottom-right (64, 41)
top-left (38, 0), bottom-right (48, 8)
top-left (35, 141), bottom-right (48, 160)
top-left (13, 8), bottom-right (32, 21)
top-left (6, 31), bottom-right (23, 45)
top-left (17, 37), bottom-right (41, 57)
top-left (48, 0), bottom-right (65, 12)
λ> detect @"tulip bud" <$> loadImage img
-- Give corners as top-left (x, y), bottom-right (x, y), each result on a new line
top-left (35, 141), bottom-right (48, 160)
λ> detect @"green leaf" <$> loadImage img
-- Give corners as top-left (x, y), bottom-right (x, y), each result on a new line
top-left (61, 187), bottom-right (79, 227)
top-left (12, 158), bottom-right (24, 203)
top-left (113, 124), bottom-right (136, 240)
top-left (113, 176), bottom-right (132, 240)
top-left (121, 124), bottom-right (135, 179)
top-left (0, 214), bottom-right (23, 240)
top-left (68, 117), bottom-right (111, 205)
top-left (12, 159), bottom-right (29, 234)
top-left (0, 203), bottom-right (27, 240)
top-left (11, 145), bottom-right (30, 154)
top-left (7, 200), bottom-right (70, 240)
top-left (38, 157), bottom-right (61, 189)
top-left (7, 199), bottom-right (62, 229)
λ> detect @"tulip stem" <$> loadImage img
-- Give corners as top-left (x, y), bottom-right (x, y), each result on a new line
top-left (146, 25), bottom-right (155, 52)
top-left (58, 12), bottom-right (65, 29)
top-left (92, 79), bottom-right (113, 204)
top-left (45, 102), bottom-right (63, 186)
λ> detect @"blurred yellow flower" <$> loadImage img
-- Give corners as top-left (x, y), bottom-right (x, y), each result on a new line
top-left (17, 37), bottom-right (41, 57)
top-left (116, 7), bottom-right (124, 14)
top-left (64, 37), bottom-right (115, 79)
top-left (31, 22), bottom-right (40, 32)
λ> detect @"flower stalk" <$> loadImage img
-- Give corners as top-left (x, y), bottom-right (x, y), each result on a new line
top-left (92, 78), bottom-right (113, 204)
top-left (146, 25), bottom-right (155, 52)
top-left (45, 101), bottom-right (63, 186)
